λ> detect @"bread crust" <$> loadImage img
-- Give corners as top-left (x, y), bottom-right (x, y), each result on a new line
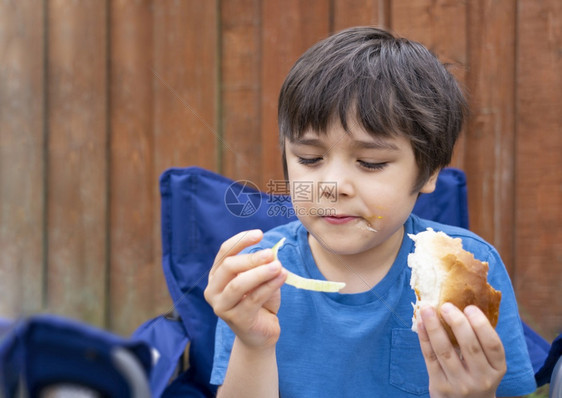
top-left (438, 251), bottom-right (502, 346)
top-left (409, 229), bottom-right (502, 347)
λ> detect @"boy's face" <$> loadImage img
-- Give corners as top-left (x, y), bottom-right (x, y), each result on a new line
top-left (284, 119), bottom-right (437, 259)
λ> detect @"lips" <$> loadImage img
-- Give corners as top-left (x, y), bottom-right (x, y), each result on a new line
top-left (323, 215), bottom-right (358, 225)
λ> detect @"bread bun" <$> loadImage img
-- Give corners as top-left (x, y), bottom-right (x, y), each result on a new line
top-left (408, 228), bottom-right (502, 347)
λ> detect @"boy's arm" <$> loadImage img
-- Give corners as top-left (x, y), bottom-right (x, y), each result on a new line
top-left (217, 338), bottom-right (278, 398)
top-left (204, 230), bottom-right (286, 398)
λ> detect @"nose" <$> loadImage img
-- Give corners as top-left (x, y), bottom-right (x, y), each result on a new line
top-left (319, 160), bottom-right (355, 200)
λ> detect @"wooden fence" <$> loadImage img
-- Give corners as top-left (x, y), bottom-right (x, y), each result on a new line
top-left (1, 0), bottom-right (560, 340)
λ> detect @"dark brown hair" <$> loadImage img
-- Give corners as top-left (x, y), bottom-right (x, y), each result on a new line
top-left (278, 26), bottom-right (468, 191)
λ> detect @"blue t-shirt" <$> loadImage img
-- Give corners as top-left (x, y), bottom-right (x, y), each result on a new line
top-left (211, 215), bottom-right (536, 396)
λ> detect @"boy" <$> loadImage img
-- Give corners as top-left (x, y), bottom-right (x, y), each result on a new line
top-left (204, 27), bottom-right (536, 397)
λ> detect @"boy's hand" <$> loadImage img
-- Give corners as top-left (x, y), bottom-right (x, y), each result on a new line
top-left (204, 230), bottom-right (287, 349)
top-left (417, 303), bottom-right (507, 398)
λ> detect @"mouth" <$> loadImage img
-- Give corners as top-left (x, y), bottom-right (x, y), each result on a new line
top-left (322, 214), bottom-right (359, 225)
top-left (321, 212), bottom-right (383, 231)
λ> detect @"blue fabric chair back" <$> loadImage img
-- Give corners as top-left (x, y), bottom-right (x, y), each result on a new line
top-left (0, 315), bottom-right (152, 398)
top-left (153, 167), bottom-right (299, 396)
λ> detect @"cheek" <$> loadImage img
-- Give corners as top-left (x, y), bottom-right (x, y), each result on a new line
top-left (289, 180), bottom-right (316, 206)
top-left (364, 186), bottom-right (418, 223)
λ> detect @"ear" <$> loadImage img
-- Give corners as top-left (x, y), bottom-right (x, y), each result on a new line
top-left (281, 139), bottom-right (289, 181)
top-left (419, 169), bottom-right (440, 194)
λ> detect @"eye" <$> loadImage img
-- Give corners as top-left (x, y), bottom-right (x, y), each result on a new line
top-left (297, 157), bottom-right (322, 166)
top-left (358, 160), bottom-right (387, 171)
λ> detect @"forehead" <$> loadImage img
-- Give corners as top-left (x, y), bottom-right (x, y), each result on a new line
top-left (286, 100), bottom-right (401, 140)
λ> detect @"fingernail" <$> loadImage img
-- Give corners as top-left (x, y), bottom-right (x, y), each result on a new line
top-left (268, 261), bottom-right (281, 272)
top-left (260, 249), bottom-right (272, 260)
top-left (464, 305), bottom-right (478, 317)
top-left (248, 229), bottom-right (262, 240)
top-left (441, 302), bottom-right (454, 315)
top-left (421, 306), bottom-right (435, 319)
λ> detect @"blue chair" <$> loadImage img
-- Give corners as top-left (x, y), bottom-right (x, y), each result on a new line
top-left (0, 314), bottom-right (153, 398)
top-left (0, 318), bottom-right (11, 338)
top-left (535, 330), bottom-right (562, 397)
top-left (134, 166), bottom-right (561, 397)
top-left (133, 167), bottom-right (299, 397)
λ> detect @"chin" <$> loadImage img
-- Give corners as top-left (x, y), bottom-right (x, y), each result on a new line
top-left (310, 231), bottom-right (378, 256)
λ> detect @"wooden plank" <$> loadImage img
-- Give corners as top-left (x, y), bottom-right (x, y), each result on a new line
top-left (260, 0), bottom-right (331, 189)
top-left (108, 0), bottom-right (170, 336)
top-left (0, 0), bottom-right (45, 318)
top-left (464, 0), bottom-right (517, 275)
top-left (46, 0), bottom-right (108, 327)
top-left (391, 0), bottom-right (468, 170)
top-left (151, 0), bottom-right (218, 325)
top-left (220, 0), bottom-right (263, 183)
top-left (333, 0), bottom-right (388, 30)
top-left (514, 0), bottom-right (562, 339)
top-left (153, 1), bottom-right (218, 174)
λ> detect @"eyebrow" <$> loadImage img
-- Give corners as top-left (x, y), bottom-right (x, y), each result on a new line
top-left (292, 137), bottom-right (400, 151)
top-left (291, 138), bottom-right (325, 147)
top-left (352, 139), bottom-right (399, 151)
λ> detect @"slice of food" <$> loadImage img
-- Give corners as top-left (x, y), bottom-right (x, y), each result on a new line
top-left (272, 238), bottom-right (346, 293)
top-left (408, 228), bottom-right (502, 347)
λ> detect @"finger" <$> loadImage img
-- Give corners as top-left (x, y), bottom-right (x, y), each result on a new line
top-left (213, 261), bottom-right (283, 315)
top-left (440, 303), bottom-right (486, 365)
top-left (464, 305), bottom-right (506, 372)
top-left (417, 315), bottom-right (448, 385)
top-left (237, 268), bottom-right (287, 315)
top-left (420, 305), bottom-right (464, 380)
top-left (210, 229), bottom-right (264, 277)
top-left (208, 248), bottom-right (274, 296)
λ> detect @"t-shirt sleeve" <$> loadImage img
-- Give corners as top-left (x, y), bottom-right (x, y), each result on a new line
top-left (465, 238), bottom-right (537, 396)
top-left (210, 317), bottom-right (236, 386)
